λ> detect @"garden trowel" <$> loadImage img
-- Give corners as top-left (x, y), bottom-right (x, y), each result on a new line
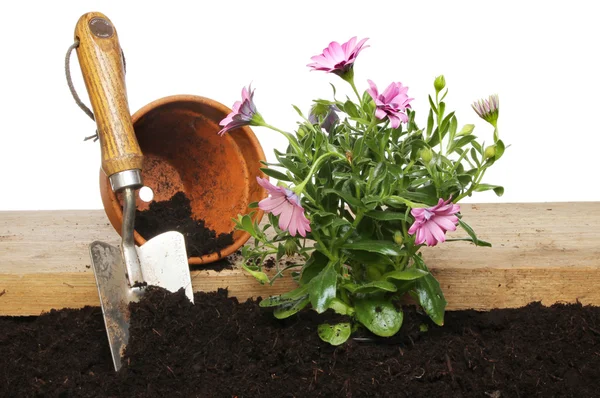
top-left (74, 12), bottom-right (194, 371)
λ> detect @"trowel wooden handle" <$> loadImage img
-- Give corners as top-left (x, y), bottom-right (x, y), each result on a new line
top-left (75, 12), bottom-right (143, 177)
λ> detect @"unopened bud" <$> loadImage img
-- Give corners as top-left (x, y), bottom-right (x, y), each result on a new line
top-left (309, 103), bottom-right (339, 132)
top-left (393, 231), bottom-right (404, 245)
top-left (484, 145), bottom-right (496, 160)
top-left (284, 238), bottom-right (297, 257)
top-left (434, 75), bottom-right (446, 93)
top-left (420, 148), bottom-right (433, 163)
top-left (345, 150), bottom-right (353, 164)
top-left (366, 266), bottom-right (382, 281)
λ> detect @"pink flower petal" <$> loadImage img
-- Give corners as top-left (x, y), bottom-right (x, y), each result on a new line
top-left (308, 37), bottom-right (368, 75)
top-left (258, 196), bottom-right (287, 212)
top-left (278, 204), bottom-right (293, 231)
top-left (431, 215), bottom-right (458, 231)
top-left (388, 114), bottom-right (401, 129)
top-left (408, 197), bottom-right (460, 246)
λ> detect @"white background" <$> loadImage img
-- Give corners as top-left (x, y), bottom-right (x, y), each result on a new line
top-left (1, 0), bottom-right (598, 210)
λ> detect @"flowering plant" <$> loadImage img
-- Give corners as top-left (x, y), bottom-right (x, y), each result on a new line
top-left (221, 37), bottom-right (505, 345)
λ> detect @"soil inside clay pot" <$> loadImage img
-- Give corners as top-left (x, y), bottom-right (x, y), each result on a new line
top-left (135, 191), bottom-right (234, 260)
top-left (1, 287), bottom-right (599, 397)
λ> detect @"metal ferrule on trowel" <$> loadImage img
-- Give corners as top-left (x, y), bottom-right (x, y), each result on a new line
top-left (74, 11), bottom-right (194, 372)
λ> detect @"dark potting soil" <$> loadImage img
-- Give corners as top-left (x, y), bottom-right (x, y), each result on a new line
top-left (1, 288), bottom-right (600, 397)
top-left (135, 191), bottom-right (234, 260)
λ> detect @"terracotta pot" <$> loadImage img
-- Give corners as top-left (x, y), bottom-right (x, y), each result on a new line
top-left (100, 95), bottom-right (267, 265)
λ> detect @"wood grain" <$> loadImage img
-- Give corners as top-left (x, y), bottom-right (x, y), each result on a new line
top-left (1, 203), bottom-right (599, 315)
top-left (75, 12), bottom-right (143, 176)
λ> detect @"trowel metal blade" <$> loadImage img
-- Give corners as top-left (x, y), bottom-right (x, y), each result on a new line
top-left (89, 241), bottom-right (141, 371)
top-left (89, 231), bottom-right (193, 371)
top-left (136, 231), bottom-right (194, 303)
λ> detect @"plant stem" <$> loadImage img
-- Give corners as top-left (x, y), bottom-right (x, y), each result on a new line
top-left (263, 123), bottom-right (304, 156)
top-left (294, 151), bottom-right (346, 194)
top-left (349, 79), bottom-right (362, 105)
top-left (311, 229), bottom-right (335, 261)
top-left (454, 164), bottom-right (488, 202)
top-left (339, 209), bottom-right (364, 244)
top-left (436, 92), bottom-right (443, 156)
top-left (268, 263), bottom-right (302, 284)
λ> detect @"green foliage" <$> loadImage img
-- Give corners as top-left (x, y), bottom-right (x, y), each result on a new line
top-left (234, 74), bottom-right (505, 345)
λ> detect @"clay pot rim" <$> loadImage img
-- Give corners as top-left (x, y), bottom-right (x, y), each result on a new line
top-left (102, 94), bottom-right (267, 265)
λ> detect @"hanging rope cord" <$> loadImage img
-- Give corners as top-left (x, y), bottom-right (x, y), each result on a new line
top-left (64, 40), bottom-right (126, 141)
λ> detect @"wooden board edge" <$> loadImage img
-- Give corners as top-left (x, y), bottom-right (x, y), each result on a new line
top-left (1, 266), bottom-right (600, 316)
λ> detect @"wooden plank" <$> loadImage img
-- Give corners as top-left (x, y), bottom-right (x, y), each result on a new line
top-left (1, 203), bottom-right (599, 316)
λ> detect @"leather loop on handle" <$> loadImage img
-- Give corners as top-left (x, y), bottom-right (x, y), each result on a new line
top-left (75, 12), bottom-right (143, 177)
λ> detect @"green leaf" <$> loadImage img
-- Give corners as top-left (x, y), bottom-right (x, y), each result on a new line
top-left (323, 188), bottom-right (363, 208)
top-left (438, 102), bottom-right (447, 122)
top-left (385, 195), bottom-right (427, 209)
top-left (474, 183), bottom-right (504, 197)
top-left (470, 147), bottom-right (481, 167)
top-left (448, 115), bottom-right (458, 142)
top-left (342, 240), bottom-right (405, 256)
top-left (239, 215), bottom-right (256, 237)
top-left (368, 163), bottom-right (387, 193)
top-left (309, 263), bottom-right (338, 313)
top-left (458, 219), bottom-right (484, 246)
top-left (354, 295), bottom-right (403, 337)
top-left (365, 210), bottom-right (408, 221)
top-left (342, 249), bottom-right (394, 266)
top-left (318, 323), bottom-right (352, 346)
top-left (329, 83), bottom-right (337, 98)
top-left (327, 298), bottom-right (355, 315)
top-left (259, 285), bottom-right (309, 307)
top-left (260, 167), bottom-right (291, 182)
top-left (273, 295), bottom-right (310, 319)
top-left (445, 237), bottom-right (492, 247)
top-left (300, 251), bottom-right (328, 285)
top-left (449, 135), bottom-right (477, 153)
top-left (241, 264), bottom-right (269, 285)
top-left (292, 104), bottom-right (305, 118)
top-left (396, 191), bottom-right (438, 205)
top-left (428, 95), bottom-right (437, 113)
top-left (426, 109), bottom-right (434, 138)
top-left (343, 100), bottom-right (360, 118)
top-left (342, 280), bottom-right (398, 294)
top-left (495, 139), bottom-right (505, 160)
top-left (412, 256), bottom-right (446, 326)
top-left (383, 268), bottom-right (429, 281)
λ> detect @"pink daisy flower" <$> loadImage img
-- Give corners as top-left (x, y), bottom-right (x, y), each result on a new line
top-left (218, 84), bottom-right (261, 136)
top-left (307, 37), bottom-right (369, 76)
top-left (408, 198), bottom-right (460, 246)
top-left (366, 80), bottom-right (414, 129)
top-left (256, 177), bottom-right (311, 237)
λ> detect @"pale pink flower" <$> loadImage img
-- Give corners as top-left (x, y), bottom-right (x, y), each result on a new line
top-left (408, 198), bottom-right (460, 246)
top-left (367, 80), bottom-right (414, 129)
top-left (218, 84), bottom-right (262, 136)
top-left (307, 37), bottom-right (369, 76)
top-left (472, 94), bottom-right (499, 127)
top-left (256, 177), bottom-right (311, 237)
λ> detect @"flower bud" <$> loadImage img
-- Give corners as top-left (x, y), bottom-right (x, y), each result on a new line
top-left (366, 266), bottom-right (382, 281)
top-left (393, 231), bottom-right (404, 245)
top-left (284, 238), bottom-right (297, 256)
top-left (484, 145), bottom-right (496, 160)
top-left (434, 75), bottom-right (446, 93)
top-left (345, 150), bottom-right (353, 164)
top-left (472, 94), bottom-right (499, 128)
top-left (420, 148), bottom-right (433, 164)
top-left (309, 103), bottom-right (339, 132)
